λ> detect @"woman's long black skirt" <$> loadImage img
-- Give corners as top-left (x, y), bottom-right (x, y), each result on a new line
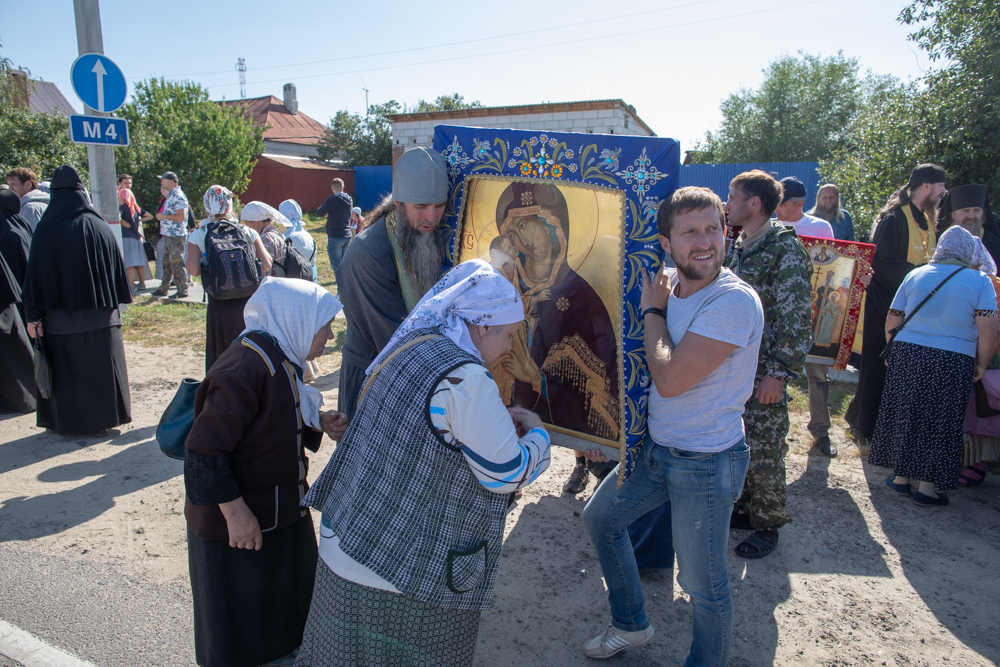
top-left (205, 295), bottom-right (251, 374)
top-left (0, 306), bottom-right (36, 413)
top-left (188, 515), bottom-right (318, 667)
top-left (36, 325), bottom-right (131, 434)
top-left (869, 341), bottom-right (974, 490)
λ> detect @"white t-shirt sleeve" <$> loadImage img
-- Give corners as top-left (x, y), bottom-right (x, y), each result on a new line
top-left (187, 227), bottom-right (207, 254)
top-left (685, 289), bottom-right (759, 348)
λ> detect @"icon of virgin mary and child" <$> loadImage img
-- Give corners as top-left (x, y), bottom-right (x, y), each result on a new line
top-left (485, 182), bottom-right (619, 442)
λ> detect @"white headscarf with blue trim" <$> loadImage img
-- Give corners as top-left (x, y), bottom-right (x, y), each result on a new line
top-left (279, 199), bottom-right (303, 232)
top-left (366, 259), bottom-right (524, 376)
top-left (242, 277), bottom-right (342, 429)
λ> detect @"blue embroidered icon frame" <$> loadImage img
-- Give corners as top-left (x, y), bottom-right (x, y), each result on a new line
top-left (433, 125), bottom-right (680, 482)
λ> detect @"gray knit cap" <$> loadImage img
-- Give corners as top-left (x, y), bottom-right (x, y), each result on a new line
top-left (392, 147), bottom-right (449, 205)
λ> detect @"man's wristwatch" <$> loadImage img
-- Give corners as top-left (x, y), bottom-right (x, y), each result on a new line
top-left (642, 307), bottom-right (666, 319)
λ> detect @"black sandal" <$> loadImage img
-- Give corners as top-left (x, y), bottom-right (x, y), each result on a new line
top-left (735, 529), bottom-right (778, 559)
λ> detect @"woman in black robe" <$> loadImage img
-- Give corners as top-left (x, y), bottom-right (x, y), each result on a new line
top-left (21, 165), bottom-right (133, 435)
top-left (0, 189), bottom-right (32, 288)
top-left (0, 253), bottom-right (35, 413)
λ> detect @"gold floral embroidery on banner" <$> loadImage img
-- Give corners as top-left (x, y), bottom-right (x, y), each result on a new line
top-left (540, 334), bottom-right (619, 440)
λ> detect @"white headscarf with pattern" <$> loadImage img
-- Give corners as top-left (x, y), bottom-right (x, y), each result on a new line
top-left (242, 277), bottom-right (342, 429)
top-left (366, 259), bottom-right (524, 376)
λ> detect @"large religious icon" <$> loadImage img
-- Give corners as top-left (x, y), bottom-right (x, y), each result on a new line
top-left (434, 126), bottom-right (680, 481)
top-left (457, 177), bottom-right (625, 453)
top-left (799, 235), bottom-right (875, 370)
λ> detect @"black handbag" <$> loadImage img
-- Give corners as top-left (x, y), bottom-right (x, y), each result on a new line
top-left (143, 240), bottom-right (156, 262)
top-left (32, 336), bottom-right (52, 399)
top-left (155, 378), bottom-right (201, 460)
top-left (881, 267), bottom-right (966, 360)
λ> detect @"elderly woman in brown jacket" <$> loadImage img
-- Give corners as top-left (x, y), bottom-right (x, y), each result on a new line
top-left (184, 277), bottom-right (347, 667)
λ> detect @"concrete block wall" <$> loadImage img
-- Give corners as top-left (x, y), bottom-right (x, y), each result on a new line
top-left (392, 107), bottom-right (652, 155)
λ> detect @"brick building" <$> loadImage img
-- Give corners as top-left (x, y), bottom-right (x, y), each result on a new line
top-left (389, 99), bottom-right (655, 164)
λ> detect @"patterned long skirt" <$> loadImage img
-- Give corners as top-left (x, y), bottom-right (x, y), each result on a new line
top-left (869, 341), bottom-right (974, 490)
top-left (294, 562), bottom-right (480, 667)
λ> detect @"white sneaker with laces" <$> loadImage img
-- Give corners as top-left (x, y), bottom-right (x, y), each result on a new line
top-left (582, 624), bottom-right (654, 659)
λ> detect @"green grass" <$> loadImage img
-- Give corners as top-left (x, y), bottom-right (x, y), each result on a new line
top-left (304, 212), bottom-right (338, 295)
top-left (121, 297), bottom-right (207, 350)
top-left (787, 373), bottom-right (856, 418)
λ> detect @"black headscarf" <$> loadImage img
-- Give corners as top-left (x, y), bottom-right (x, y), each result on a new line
top-left (0, 189), bottom-right (33, 289)
top-left (21, 165), bottom-right (132, 313)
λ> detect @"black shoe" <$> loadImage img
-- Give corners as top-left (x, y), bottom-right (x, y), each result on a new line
top-left (816, 435), bottom-right (837, 457)
top-left (563, 462), bottom-right (589, 494)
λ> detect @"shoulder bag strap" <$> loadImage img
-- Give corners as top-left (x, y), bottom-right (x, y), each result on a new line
top-left (881, 266), bottom-right (966, 359)
top-left (357, 334), bottom-right (444, 405)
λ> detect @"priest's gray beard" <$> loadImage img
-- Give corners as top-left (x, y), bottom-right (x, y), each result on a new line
top-left (397, 208), bottom-right (446, 296)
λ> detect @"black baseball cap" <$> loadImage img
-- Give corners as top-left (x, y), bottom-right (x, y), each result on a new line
top-left (780, 176), bottom-right (807, 202)
top-left (157, 171), bottom-right (179, 182)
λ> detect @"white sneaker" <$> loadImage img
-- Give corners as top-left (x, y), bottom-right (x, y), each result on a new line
top-left (582, 624), bottom-right (654, 659)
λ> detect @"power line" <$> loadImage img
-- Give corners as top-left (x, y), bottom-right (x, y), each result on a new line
top-left (205, 0), bottom-right (830, 91)
top-left (162, 0), bottom-right (727, 79)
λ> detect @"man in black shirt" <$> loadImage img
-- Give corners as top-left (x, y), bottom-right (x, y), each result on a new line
top-left (317, 178), bottom-right (353, 283)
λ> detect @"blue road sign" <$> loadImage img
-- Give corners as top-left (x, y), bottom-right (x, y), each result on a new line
top-left (69, 115), bottom-right (129, 146)
top-left (70, 53), bottom-right (127, 113)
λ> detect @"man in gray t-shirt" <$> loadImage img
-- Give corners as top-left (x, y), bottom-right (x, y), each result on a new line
top-left (582, 187), bottom-right (763, 665)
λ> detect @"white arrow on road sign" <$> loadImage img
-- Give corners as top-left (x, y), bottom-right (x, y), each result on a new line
top-left (92, 59), bottom-right (107, 112)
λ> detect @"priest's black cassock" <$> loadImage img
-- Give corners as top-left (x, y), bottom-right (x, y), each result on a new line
top-left (21, 165), bottom-right (133, 434)
top-left (0, 253), bottom-right (36, 413)
top-left (847, 201), bottom-right (935, 436)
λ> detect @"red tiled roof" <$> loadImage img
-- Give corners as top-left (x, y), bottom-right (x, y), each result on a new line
top-left (221, 96), bottom-right (327, 146)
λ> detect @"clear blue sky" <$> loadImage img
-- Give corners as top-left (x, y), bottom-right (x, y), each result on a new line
top-left (2, 0), bottom-right (932, 152)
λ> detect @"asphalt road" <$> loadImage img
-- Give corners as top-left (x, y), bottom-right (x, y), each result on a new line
top-left (0, 543), bottom-right (194, 666)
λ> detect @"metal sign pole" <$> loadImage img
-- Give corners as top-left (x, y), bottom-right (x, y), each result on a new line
top-left (72, 0), bottom-right (122, 250)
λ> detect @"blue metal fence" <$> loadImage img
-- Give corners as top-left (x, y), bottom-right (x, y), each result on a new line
top-left (353, 165), bottom-right (393, 211)
top-left (680, 162), bottom-right (822, 206)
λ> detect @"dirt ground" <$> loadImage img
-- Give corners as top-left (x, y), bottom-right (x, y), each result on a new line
top-left (1, 344), bottom-right (998, 666)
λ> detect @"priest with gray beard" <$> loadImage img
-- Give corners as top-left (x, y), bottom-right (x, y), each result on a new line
top-left (336, 147), bottom-right (450, 419)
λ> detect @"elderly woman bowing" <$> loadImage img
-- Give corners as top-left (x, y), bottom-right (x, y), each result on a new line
top-left (184, 278), bottom-right (348, 667)
top-left (295, 260), bottom-right (551, 667)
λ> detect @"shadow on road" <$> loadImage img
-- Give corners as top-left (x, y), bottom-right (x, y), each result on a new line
top-left (0, 425), bottom-right (182, 543)
top-left (864, 458), bottom-right (1000, 664)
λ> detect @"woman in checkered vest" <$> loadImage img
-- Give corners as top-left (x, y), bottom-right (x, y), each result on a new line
top-left (296, 260), bottom-right (552, 666)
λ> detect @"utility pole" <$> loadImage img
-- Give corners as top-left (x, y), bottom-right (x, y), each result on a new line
top-left (236, 58), bottom-right (246, 99)
top-left (72, 0), bottom-right (120, 246)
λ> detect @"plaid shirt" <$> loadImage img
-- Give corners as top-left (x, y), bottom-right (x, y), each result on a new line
top-left (160, 186), bottom-right (189, 237)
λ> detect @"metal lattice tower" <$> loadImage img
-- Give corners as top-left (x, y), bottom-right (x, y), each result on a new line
top-left (236, 58), bottom-right (246, 99)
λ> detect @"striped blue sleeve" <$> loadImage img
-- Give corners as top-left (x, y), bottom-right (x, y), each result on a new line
top-left (430, 364), bottom-right (551, 494)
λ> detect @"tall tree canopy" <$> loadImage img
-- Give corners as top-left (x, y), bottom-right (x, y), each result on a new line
top-left (117, 78), bottom-right (265, 213)
top-left (692, 52), bottom-right (878, 164)
top-left (821, 0), bottom-right (1000, 237)
top-left (409, 93), bottom-right (483, 113)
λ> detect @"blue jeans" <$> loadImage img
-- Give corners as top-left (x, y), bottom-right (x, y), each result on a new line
top-left (327, 237), bottom-right (350, 281)
top-left (583, 435), bottom-right (750, 667)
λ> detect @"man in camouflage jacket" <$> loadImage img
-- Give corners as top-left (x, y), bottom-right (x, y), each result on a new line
top-left (723, 170), bottom-right (813, 560)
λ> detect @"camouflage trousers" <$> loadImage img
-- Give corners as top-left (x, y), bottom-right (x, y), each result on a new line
top-left (737, 397), bottom-right (791, 530)
top-left (157, 235), bottom-right (188, 295)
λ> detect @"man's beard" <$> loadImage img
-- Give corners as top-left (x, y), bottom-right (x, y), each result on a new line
top-left (674, 249), bottom-right (722, 282)
top-left (814, 202), bottom-right (840, 223)
top-left (397, 211), bottom-right (446, 295)
top-left (919, 198), bottom-right (939, 230)
top-left (959, 213), bottom-right (985, 237)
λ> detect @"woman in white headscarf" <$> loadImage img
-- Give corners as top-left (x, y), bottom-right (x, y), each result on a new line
top-left (241, 201), bottom-right (290, 277)
top-left (186, 186), bottom-right (273, 373)
top-left (279, 199), bottom-right (317, 273)
top-left (870, 225), bottom-right (1000, 506)
top-left (295, 260), bottom-right (551, 667)
top-left (184, 277), bottom-right (347, 667)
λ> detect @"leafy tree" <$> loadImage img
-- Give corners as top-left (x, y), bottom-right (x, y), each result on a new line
top-left (900, 0), bottom-right (1000, 201)
top-left (409, 93), bottom-right (483, 113)
top-left (819, 81), bottom-right (932, 238)
top-left (819, 0), bottom-right (999, 238)
top-left (117, 78), bottom-right (265, 213)
top-left (317, 101), bottom-right (400, 167)
top-left (0, 48), bottom-right (87, 182)
top-left (692, 52), bottom-right (878, 164)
